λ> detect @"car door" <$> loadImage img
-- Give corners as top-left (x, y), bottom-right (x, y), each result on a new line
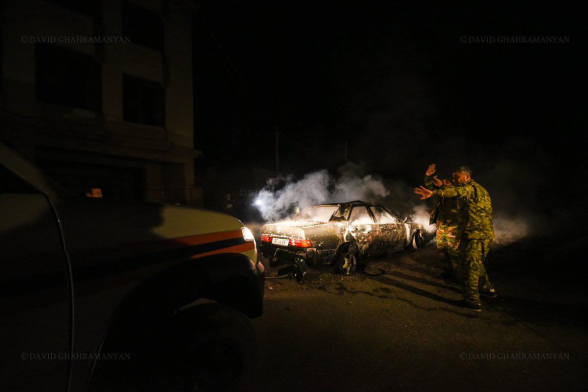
top-left (369, 206), bottom-right (403, 251)
top-left (347, 205), bottom-right (379, 258)
top-left (0, 164), bottom-right (72, 391)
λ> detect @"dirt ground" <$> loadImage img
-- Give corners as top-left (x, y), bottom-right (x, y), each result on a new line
top-left (241, 236), bottom-right (588, 392)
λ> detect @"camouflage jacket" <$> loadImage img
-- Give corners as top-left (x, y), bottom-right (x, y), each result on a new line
top-left (433, 179), bottom-right (495, 240)
top-left (424, 175), bottom-right (460, 227)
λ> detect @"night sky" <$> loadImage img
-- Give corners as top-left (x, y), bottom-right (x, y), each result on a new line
top-left (192, 1), bottom-right (583, 227)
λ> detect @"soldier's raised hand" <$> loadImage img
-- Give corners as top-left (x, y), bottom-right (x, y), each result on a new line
top-left (426, 164), bottom-right (436, 176)
top-left (414, 186), bottom-right (434, 200)
top-left (432, 176), bottom-right (443, 187)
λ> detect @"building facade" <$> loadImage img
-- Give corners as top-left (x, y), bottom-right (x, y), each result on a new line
top-left (0, 0), bottom-right (201, 205)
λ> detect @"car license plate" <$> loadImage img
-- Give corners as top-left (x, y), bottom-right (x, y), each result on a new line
top-left (272, 237), bottom-right (289, 246)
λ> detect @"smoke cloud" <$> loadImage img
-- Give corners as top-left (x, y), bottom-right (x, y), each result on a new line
top-left (253, 162), bottom-right (436, 233)
top-left (254, 163), bottom-right (391, 221)
top-left (253, 161), bottom-right (529, 243)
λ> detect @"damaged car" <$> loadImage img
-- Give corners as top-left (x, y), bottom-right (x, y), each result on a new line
top-left (260, 200), bottom-right (425, 277)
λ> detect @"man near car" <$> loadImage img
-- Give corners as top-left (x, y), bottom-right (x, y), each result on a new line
top-left (415, 165), bottom-right (497, 312)
top-left (424, 164), bottom-right (461, 283)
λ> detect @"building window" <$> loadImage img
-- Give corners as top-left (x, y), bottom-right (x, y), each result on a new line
top-left (123, 75), bottom-right (165, 127)
top-left (122, 1), bottom-right (164, 52)
top-left (37, 156), bottom-right (147, 202)
top-left (35, 44), bottom-right (102, 112)
top-left (48, 0), bottom-right (102, 19)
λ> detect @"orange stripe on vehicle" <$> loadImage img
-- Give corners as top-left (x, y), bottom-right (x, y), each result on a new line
top-left (71, 229), bottom-right (247, 265)
top-left (191, 242), bottom-right (255, 260)
top-left (173, 229), bottom-right (244, 247)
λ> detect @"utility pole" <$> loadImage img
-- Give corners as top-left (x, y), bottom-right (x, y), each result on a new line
top-left (275, 127), bottom-right (280, 175)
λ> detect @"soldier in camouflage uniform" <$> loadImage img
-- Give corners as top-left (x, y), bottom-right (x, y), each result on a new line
top-left (424, 164), bottom-right (461, 281)
top-left (415, 166), bottom-right (496, 312)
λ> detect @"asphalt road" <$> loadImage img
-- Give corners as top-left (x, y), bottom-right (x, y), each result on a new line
top-left (241, 237), bottom-right (588, 392)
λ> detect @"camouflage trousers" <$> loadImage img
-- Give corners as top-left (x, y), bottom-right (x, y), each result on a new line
top-left (460, 239), bottom-right (494, 303)
top-left (436, 224), bottom-right (460, 275)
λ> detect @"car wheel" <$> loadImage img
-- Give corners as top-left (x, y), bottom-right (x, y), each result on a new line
top-left (336, 252), bottom-right (357, 275)
top-left (94, 303), bottom-right (258, 392)
top-left (167, 303), bottom-right (258, 392)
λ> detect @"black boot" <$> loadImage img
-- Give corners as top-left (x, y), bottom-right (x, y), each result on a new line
top-left (480, 288), bottom-right (498, 298)
top-left (457, 299), bottom-right (482, 312)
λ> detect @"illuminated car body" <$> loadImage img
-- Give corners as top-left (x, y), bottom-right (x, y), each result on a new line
top-left (259, 201), bottom-right (424, 275)
top-left (0, 142), bottom-right (264, 391)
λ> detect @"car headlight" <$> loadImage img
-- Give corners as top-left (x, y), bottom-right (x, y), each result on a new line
top-left (242, 227), bottom-right (255, 242)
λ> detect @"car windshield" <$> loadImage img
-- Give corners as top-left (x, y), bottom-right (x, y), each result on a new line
top-left (293, 206), bottom-right (339, 222)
